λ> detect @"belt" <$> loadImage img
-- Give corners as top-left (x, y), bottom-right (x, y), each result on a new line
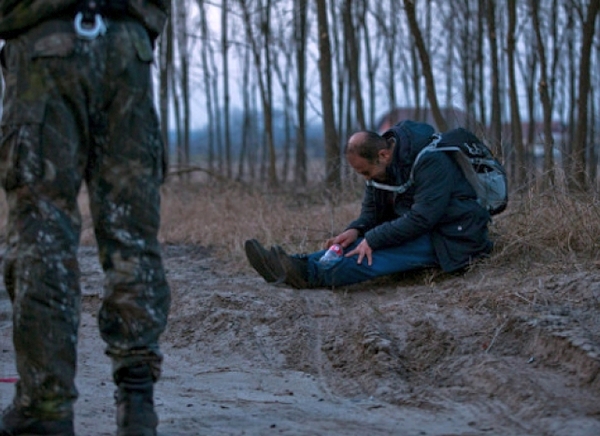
top-left (77, 0), bottom-right (129, 19)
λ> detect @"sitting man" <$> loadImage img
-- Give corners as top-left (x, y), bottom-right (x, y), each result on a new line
top-left (245, 119), bottom-right (493, 289)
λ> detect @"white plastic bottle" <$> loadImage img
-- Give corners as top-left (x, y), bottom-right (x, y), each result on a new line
top-left (319, 243), bottom-right (344, 266)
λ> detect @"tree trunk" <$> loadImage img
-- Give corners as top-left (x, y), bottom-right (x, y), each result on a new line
top-left (239, 0), bottom-right (278, 187)
top-left (222, 0), bottom-right (232, 179)
top-left (476, 0), bottom-right (486, 129)
top-left (402, 0), bottom-right (448, 131)
top-left (294, 0), bottom-right (308, 186)
top-left (507, 0), bottom-right (525, 187)
top-left (531, 0), bottom-right (556, 189)
top-left (316, 0), bottom-right (340, 189)
top-left (158, 15), bottom-right (172, 175)
top-left (571, 0), bottom-right (600, 191)
top-left (360, 0), bottom-right (377, 128)
top-left (169, 6), bottom-right (183, 173)
top-left (198, 1), bottom-right (215, 174)
top-left (176, 0), bottom-right (190, 172)
top-left (486, 0), bottom-right (502, 155)
top-left (455, 0), bottom-right (473, 127)
top-left (343, 0), bottom-right (366, 130)
top-left (237, 48), bottom-right (251, 181)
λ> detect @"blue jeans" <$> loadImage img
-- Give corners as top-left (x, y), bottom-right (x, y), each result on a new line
top-left (305, 234), bottom-right (438, 288)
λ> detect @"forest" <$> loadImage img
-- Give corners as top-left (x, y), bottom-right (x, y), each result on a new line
top-left (158, 0), bottom-right (600, 194)
top-left (2, 4), bottom-right (600, 433)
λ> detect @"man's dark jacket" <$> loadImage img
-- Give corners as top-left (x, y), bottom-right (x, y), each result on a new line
top-left (347, 120), bottom-right (492, 272)
top-left (0, 0), bottom-right (169, 40)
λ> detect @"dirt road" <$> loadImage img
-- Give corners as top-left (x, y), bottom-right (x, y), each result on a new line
top-left (1, 244), bottom-right (599, 435)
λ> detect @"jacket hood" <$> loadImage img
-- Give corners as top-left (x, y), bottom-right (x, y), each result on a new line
top-left (382, 120), bottom-right (435, 182)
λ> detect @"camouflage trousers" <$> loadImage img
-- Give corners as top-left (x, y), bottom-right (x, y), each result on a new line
top-left (0, 17), bottom-right (170, 419)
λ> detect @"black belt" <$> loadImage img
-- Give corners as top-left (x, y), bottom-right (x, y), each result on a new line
top-left (77, 0), bottom-right (128, 20)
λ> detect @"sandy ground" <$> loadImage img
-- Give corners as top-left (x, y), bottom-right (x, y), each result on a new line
top-left (1, 243), bottom-right (600, 436)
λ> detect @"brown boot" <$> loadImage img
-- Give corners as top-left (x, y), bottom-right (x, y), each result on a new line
top-left (0, 405), bottom-right (74, 436)
top-left (115, 365), bottom-right (158, 436)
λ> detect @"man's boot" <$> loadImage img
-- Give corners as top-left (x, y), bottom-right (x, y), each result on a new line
top-left (272, 246), bottom-right (310, 289)
top-left (115, 364), bottom-right (158, 436)
top-left (244, 239), bottom-right (285, 283)
top-left (0, 405), bottom-right (74, 436)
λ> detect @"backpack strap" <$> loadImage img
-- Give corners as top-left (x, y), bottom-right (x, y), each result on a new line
top-left (418, 144), bottom-right (485, 198)
top-left (365, 133), bottom-right (442, 194)
top-left (409, 134), bottom-right (487, 202)
top-left (407, 133), bottom-right (442, 181)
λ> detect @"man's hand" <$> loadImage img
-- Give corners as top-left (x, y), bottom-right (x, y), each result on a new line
top-left (324, 228), bottom-right (359, 249)
top-left (345, 238), bottom-right (373, 266)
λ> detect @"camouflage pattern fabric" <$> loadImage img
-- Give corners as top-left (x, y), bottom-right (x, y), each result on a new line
top-left (0, 17), bottom-right (170, 419)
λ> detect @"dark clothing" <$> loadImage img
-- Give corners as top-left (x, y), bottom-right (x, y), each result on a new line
top-left (0, 0), bottom-right (169, 40)
top-left (0, 12), bottom-right (170, 420)
top-left (347, 120), bottom-right (492, 272)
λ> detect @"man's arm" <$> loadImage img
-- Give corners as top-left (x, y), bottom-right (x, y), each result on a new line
top-left (365, 152), bottom-right (456, 249)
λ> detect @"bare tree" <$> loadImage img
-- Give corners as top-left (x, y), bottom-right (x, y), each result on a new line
top-left (239, 0), bottom-right (278, 187)
top-left (531, 0), bottom-right (558, 188)
top-left (507, 0), bottom-right (526, 187)
top-left (169, 8), bottom-right (183, 170)
top-left (476, 0), bottom-right (486, 128)
top-left (571, 0), bottom-right (600, 191)
top-left (294, 0), bottom-right (309, 186)
top-left (342, 0), bottom-right (366, 130)
top-left (174, 0), bottom-right (191, 171)
top-left (371, 0), bottom-right (401, 122)
top-left (454, 0), bottom-right (477, 126)
top-left (590, 12), bottom-right (600, 186)
top-left (237, 47), bottom-right (251, 181)
top-left (486, 0), bottom-right (502, 155)
top-left (436, 3), bottom-right (455, 113)
top-left (197, 1), bottom-right (217, 173)
top-left (270, 3), bottom-right (295, 182)
top-left (329, 0), bottom-right (348, 143)
top-left (361, 1), bottom-right (384, 128)
top-left (222, 0), bottom-right (232, 178)
top-left (402, 0), bottom-right (448, 131)
top-left (157, 13), bottom-right (172, 173)
top-left (316, 0), bottom-right (341, 189)
top-left (516, 18), bottom-right (538, 168)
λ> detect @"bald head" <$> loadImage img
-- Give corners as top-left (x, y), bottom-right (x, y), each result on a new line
top-left (345, 130), bottom-right (391, 164)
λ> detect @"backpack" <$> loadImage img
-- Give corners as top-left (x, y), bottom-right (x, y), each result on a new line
top-left (413, 128), bottom-right (508, 216)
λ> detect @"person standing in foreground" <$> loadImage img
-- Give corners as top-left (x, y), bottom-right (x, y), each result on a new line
top-left (0, 1), bottom-right (171, 435)
top-left (245, 120), bottom-right (493, 289)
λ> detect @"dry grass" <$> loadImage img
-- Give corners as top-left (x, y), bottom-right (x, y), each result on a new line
top-left (157, 179), bottom-right (363, 267)
top-left (1, 180), bottom-right (599, 274)
top-left (490, 188), bottom-right (600, 269)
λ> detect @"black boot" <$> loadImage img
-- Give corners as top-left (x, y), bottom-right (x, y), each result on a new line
top-left (115, 365), bottom-right (158, 436)
top-left (0, 405), bottom-right (74, 436)
top-left (244, 239), bottom-right (285, 283)
top-left (272, 246), bottom-right (310, 289)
